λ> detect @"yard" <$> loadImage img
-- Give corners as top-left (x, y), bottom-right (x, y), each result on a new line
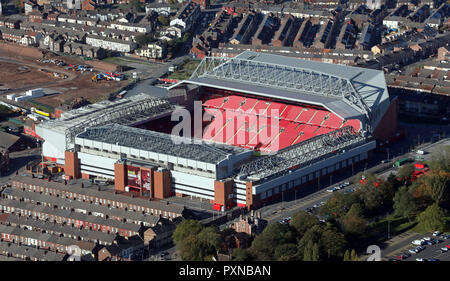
top-left (166, 59), bottom-right (201, 81)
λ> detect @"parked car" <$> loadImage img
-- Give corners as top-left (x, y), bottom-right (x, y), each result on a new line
top-left (415, 258), bottom-right (425, 261)
top-left (423, 237), bottom-right (431, 241)
top-left (434, 239), bottom-right (443, 244)
top-left (433, 231), bottom-right (441, 236)
top-left (408, 249), bottom-right (418, 254)
top-left (428, 258), bottom-right (439, 261)
top-left (327, 187), bottom-right (336, 193)
top-left (412, 240), bottom-right (424, 246)
top-left (440, 247), bottom-right (448, 252)
top-left (445, 244), bottom-right (450, 249)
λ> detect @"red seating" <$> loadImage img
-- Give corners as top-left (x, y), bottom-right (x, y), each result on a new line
top-left (322, 113), bottom-right (343, 129)
top-left (344, 119), bottom-right (361, 131)
top-left (222, 95), bottom-right (245, 111)
top-left (203, 97), bottom-right (226, 109)
top-left (309, 110), bottom-right (329, 126)
top-left (239, 98), bottom-right (259, 112)
top-left (296, 108), bottom-right (316, 123)
top-left (252, 100), bottom-right (271, 115)
top-left (284, 105), bottom-right (303, 121)
top-left (201, 95), bottom-right (358, 152)
top-left (266, 102), bottom-right (286, 118)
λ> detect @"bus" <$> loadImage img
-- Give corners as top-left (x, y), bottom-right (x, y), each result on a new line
top-left (394, 158), bottom-right (409, 167)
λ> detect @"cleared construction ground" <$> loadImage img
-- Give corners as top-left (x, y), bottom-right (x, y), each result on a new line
top-left (0, 44), bottom-right (128, 110)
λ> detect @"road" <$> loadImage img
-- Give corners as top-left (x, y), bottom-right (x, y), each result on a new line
top-left (385, 232), bottom-right (450, 261)
top-left (0, 147), bottom-right (42, 185)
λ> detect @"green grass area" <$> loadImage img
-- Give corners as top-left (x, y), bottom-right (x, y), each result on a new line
top-left (411, 216), bottom-right (450, 234)
top-left (87, 95), bottom-right (109, 104)
top-left (166, 59), bottom-right (201, 80)
top-left (371, 216), bottom-right (418, 237)
top-left (26, 100), bottom-right (54, 114)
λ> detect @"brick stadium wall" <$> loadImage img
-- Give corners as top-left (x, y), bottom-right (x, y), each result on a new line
top-left (0, 42), bottom-right (43, 59)
top-left (373, 98), bottom-right (399, 142)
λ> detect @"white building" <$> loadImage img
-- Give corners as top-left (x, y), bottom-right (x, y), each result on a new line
top-left (86, 35), bottom-right (137, 53)
top-left (169, 1), bottom-right (201, 33)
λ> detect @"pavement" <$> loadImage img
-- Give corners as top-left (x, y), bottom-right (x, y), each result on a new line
top-left (385, 233), bottom-right (450, 261)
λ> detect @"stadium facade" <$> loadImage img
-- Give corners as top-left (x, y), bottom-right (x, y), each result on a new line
top-left (36, 51), bottom-right (397, 210)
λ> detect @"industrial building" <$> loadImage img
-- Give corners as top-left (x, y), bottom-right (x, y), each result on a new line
top-left (36, 51), bottom-right (397, 211)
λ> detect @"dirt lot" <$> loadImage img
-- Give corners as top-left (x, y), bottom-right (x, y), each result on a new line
top-left (0, 61), bottom-right (60, 89)
top-left (0, 46), bottom-right (128, 110)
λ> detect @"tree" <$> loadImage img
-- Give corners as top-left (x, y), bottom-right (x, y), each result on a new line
top-left (274, 243), bottom-right (300, 261)
top-left (232, 248), bottom-right (252, 261)
top-left (172, 219), bottom-right (202, 245)
top-left (14, 0), bottom-right (21, 10)
top-left (343, 250), bottom-right (351, 261)
top-left (429, 145), bottom-right (450, 172)
top-left (250, 222), bottom-right (296, 260)
top-left (319, 227), bottom-right (347, 259)
top-left (424, 172), bottom-right (450, 205)
top-left (290, 211), bottom-right (320, 237)
top-left (158, 15), bottom-right (170, 26)
top-left (129, 0), bottom-right (145, 12)
top-left (311, 243), bottom-right (320, 261)
top-left (393, 186), bottom-right (419, 220)
top-left (320, 193), bottom-right (358, 219)
top-left (397, 164), bottom-right (415, 180)
top-left (297, 225), bottom-right (323, 259)
top-left (350, 249), bottom-right (358, 261)
top-left (135, 33), bottom-right (154, 48)
top-left (173, 219), bottom-right (204, 260)
top-left (341, 204), bottom-right (368, 237)
top-left (417, 203), bottom-right (447, 232)
top-left (197, 226), bottom-right (223, 258)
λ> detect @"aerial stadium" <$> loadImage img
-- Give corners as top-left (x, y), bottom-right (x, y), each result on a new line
top-left (36, 51), bottom-right (398, 211)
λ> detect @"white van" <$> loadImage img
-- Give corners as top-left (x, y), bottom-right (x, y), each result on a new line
top-left (412, 240), bottom-right (424, 246)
